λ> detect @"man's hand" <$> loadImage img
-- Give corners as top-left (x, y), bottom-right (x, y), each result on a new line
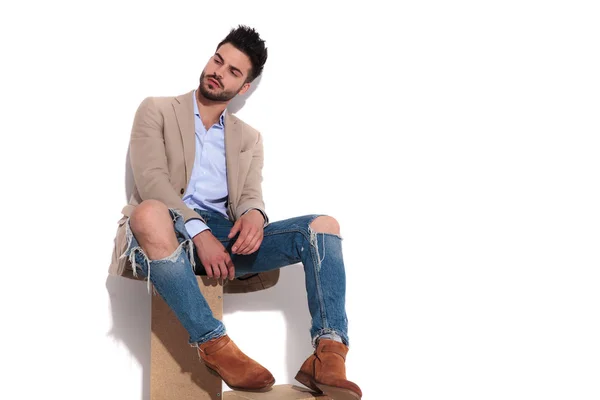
top-left (228, 209), bottom-right (265, 255)
top-left (193, 230), bottom-right (235, 280)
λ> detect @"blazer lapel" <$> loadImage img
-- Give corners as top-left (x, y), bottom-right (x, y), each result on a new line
top-left (224, 112), bottom-right (242, 206)
top-left (173, 90), bottom-right (196, 184)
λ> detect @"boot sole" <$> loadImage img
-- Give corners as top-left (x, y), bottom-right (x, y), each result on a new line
top-left (205, 364), bottom-right (275, 392)
top-left (295, 371), bottom-right (361, 400)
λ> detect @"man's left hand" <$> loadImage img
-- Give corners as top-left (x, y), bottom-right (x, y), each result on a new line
top-left (228, 209), bottom-right (265, 255)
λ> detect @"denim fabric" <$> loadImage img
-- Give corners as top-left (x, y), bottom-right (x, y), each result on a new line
top-left (123, 208), bottom-right (349, 347)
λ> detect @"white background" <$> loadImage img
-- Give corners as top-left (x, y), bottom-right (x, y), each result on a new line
top-left (1, 1), bottom-right (599, 399)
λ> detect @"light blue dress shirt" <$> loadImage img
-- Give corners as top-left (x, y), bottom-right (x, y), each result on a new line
top-left (182, 91), bottom-right (229, 238)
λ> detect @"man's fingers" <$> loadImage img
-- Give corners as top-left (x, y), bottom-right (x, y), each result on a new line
top-left (217, 261), bottom-right (228, 280)
top-left (233, 228), bottom-right (252, 253)
top-left (211, 263), bottom-right (221, 279)
top-left (228, 220), bottom-right (242, 239)
top-left (225, 256), bottom-right (235, 280)
top-left (236, 231), bottom-right (256, 254)
top-left (204, 262), bottom-right (213, 278)
top-left (232, 231), bottom-right (249, 252)
top-left (240, 235), bottom-right (261, 255)
top-left (248, 237), bottom-right (263, 255)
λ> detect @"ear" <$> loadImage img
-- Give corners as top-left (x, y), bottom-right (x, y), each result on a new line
top-left (237, 82), bottom-right (251, 96)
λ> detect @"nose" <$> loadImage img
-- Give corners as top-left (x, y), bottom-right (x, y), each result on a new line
top-left (214, 66), bottom-right (225, 79)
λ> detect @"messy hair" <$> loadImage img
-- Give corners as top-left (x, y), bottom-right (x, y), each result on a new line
top-left (217, 25), bottom-right (268, 82)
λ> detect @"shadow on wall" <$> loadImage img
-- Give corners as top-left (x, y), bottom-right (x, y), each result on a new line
top-left (106, 75), bottom-right (315, 398)
top-left (105, 276), bottom-right (151, 400)
top-left (228, 74), bottom-right (262, 114)
top-left (223, 264), bottom-right (315, 386)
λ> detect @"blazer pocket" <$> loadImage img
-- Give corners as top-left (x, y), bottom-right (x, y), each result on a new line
top-left (237, 151), bottom-right (254, 182)
top-left (238, 150), bottom-right (253, 163)
top-left (238, 150), bottom-right (254, 164)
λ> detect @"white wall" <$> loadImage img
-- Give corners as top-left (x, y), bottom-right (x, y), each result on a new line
top-left (2, 1), bottom-right (599, 399)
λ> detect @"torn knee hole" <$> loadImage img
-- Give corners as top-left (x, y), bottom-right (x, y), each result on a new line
top-left (309, 216), bottom-right (341, 235)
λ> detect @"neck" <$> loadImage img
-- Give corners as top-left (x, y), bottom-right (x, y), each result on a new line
top-left (196, 89), bottom-right (227, 128)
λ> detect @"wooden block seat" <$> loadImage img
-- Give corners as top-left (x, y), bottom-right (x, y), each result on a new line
top-left (150, 276), bottom-right (329, 399)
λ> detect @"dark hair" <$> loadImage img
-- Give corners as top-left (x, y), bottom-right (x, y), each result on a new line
top-left (217, 25), bottom-right (267, 82)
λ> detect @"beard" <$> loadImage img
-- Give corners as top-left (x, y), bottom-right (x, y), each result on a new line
top-left (198, 71), bottom-right (240, 102)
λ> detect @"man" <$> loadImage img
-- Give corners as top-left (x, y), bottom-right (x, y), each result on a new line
top-left (108, 25), bottom-right (362, 400)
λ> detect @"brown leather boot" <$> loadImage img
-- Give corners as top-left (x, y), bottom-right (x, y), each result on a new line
top-left (295, 339), bottom-right (362, 400)
top-left (198, 335), bottom-right (275, 392)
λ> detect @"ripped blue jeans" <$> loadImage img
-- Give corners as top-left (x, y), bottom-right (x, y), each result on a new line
top-left (122, 208), bottom-right (349, 347)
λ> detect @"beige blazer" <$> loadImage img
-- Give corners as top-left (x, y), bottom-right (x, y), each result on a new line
top-left (108, 90), bottom-right (279, 292)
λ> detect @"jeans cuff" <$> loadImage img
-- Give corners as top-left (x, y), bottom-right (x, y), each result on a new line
top-left (190, 323), bottom-right (227, 346)
top-left (312, 328), bottom-right (350, 348)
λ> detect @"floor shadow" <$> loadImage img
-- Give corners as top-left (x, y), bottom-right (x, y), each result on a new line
top-left (223, 264), bottom-right (315, 386)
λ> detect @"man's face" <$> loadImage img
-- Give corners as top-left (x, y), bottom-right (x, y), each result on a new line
top-left (198, 43), bottom-right (252, 102)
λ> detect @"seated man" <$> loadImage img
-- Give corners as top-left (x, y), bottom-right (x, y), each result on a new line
top-left (108, 25), bottom-right (362, 400)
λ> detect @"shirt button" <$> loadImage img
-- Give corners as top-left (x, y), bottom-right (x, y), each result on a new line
top-left (180, 188), bottom-right (185, 195)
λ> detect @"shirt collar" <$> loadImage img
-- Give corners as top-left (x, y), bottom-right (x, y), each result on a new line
top-left (193, 90), bottom-right (226, 128)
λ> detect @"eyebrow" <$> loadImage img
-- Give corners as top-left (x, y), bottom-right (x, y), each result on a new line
top-left (215, 52), bottom-right (244, 76)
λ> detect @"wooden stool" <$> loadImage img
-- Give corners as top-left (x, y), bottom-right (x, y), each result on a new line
top-left (150, 276), bottom-right (329, 399)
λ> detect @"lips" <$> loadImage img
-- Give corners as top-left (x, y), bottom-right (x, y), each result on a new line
top-left (207, 78), bottom-right (221, 88)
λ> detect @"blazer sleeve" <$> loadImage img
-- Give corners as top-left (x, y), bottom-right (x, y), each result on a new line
top-left (235, 131), bottom-right (268, 223)
top-left (129, 97), bottom-right (205, 224)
